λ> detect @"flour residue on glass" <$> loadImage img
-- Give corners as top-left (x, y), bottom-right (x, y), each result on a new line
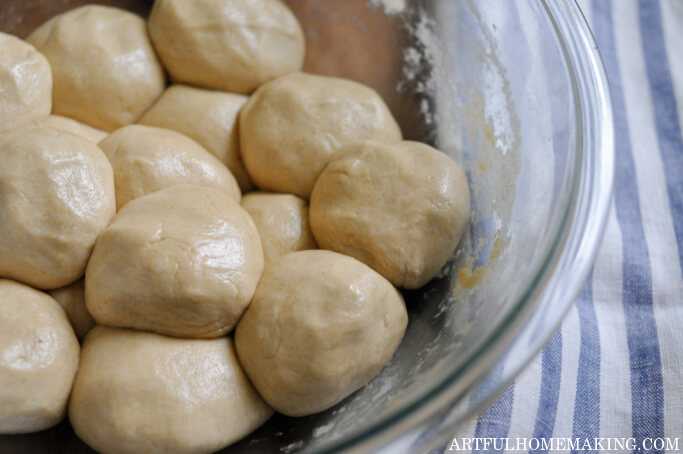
top-left (367, 0), bottom-right (406, 15)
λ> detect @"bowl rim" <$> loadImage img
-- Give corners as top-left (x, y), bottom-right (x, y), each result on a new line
top-left (310, 0), bottom-right (615, 452)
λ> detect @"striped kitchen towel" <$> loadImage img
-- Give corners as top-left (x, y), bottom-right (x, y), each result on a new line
top-left (451, 0), bottom-right (683, 452)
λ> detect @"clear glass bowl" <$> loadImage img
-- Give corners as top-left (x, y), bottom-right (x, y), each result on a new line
top-left (0, 0), bottom-right (613, 453)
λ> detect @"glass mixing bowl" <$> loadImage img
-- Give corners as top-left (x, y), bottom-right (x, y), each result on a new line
top-left (0, 0), bottom-right (613, 452)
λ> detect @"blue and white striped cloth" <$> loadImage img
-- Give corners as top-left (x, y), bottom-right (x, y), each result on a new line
top-left (452, 0), bottom-right (683, 452)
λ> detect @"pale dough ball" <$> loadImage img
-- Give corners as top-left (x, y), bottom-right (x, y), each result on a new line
top-left (241, 192), bottom-right (317, 264)
top-left (0, 279), bottom-right (79, 434)
top-left (85, 184), bottom-right (264, 338)
top-left (148, 0), bottom-right (304, 94)
top-left (70, 327), bottom-right (272, 454)
top-left (49, 280), bottom-right (94, 342)
top-left (98, 124), bottom-right (241, 210)
top-left (0, 32), bottom-right (52, 132)
top-left (0, 126), bottom-right (116, 289)
top-left (42, 115), bottom-right (107, 143)
top-left (235, 250), bottom-right (407, 416)
top-left (26, 5), bottom-right (166, 131)
top-left (310, 141), bottom-right (471, 289)
top-left (139, 85), bottom-right (252, 190)
top-left (240, 72), bottom-right (402, 198)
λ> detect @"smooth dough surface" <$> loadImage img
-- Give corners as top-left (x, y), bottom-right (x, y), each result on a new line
top-left (98, 124), bottom-right (241, 209)
top-left (0, 32), bottom-right (52, 132)
top-left (49, 280), bottom-right (94, 342)
top-left (0, 126), bottom-right (116, 289)
top-left (42, 115), bottom-right (107, 143)
top-left (27, 5), bottom-right (166, 131)
top-left (240, 72), bottom-right (402, 198)
top-left (0, 279), bottom-right (79, 434)
top-left (86, 184), bottom-right (264, 338)
top-left (241, 192), bottom-right (317, 264)
top-left (310, 141), bottom-right (471, 289)
top-left (70, 327), bottom-right (272, 454)
top-left (148, 0), bottom-right (304, 94)
top-left (139, 85), bottom-right (252, 190)
top-left (235, 250), bottom-right (407, 416)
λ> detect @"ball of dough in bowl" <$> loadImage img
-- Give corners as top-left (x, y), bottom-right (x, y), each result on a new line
top-left (148, 0), bottom-right (304, 94)
top-left (0, 32), bottom-right (52, 132)
top-left (235, 250), bottom-right (407, 416)
top-left (27, 5), bottom-right (166, 131)
top-left (139, 85), bottom-right (252, 190)
top-left (98, 124), bottom-right (241, 209)
top-left (49, 280), bottom-right (94, 342)
top-left (69, 327), bottom-right (272, 454)
top-left (240, 72), bottom-right (402, 198)
top-left (0, 126), bottom-right (116, 289)
top-left (241, 192), bottom-right (317, 264)
top-left (0, 279), bottom-right (79, 434)
top-left (85, 184), bottom-right (264, 338)
top-left (310, 140), bottom-right (471, 289)
top-left (42, 115), bottom-right (107, 143)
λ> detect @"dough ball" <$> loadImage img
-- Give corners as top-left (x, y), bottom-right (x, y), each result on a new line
top-left (0, 279), bottom-right (79, 434)
top-left (27, 5), bottom-right (166, 131)
top-left (70, 327), bottom-right (272, 454)
top-left (85, 184), bottom-right (264, 338)
top-left (241, 192), bottom-right (317, 264)
top-left (98, 124), bottom-right (241, 210)
top-left (49, 280), bottom-right (94, 342)
top-left (42, 115), bottom-right (107, 143)
top-left (148, 0), bottom-right (304, 94)
top-left (310, 141), bottom-right (471, 289)
top-left (0, 32), bottom-right (52, 132)
top-left (139, 85), bottom-right (252, 191)
top-left (235, 250), bottom-right (407, 416)
top-left (240, 72), bottom-right (402, 198)
top-left (0, 126), bottom-right (116, 289)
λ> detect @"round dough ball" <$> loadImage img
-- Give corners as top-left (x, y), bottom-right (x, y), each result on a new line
top-left (49, 280), bottom-right (94, 342)
top-left (148, 0), bottom-right (304, 94)
top-left (0, 32), bottom-right (52, 132)
top-left (0, 279), bottom-right (79, 434)
top-left (235, 250), bottom-right (407, 416)
top-left (42, 115), bottom-right (107, 143)
top-left (240, 72), bottom-right (402, 198)
top-left (70, 327), bottom-right (272, 454)
top-left (26, 5), bottom-right (166, 131)
top-left (310, 141), bottom-right (471, 289)
top-left (241, 192), bottom-right (317, 264)
top-left (138, 85), bottom-right (252, 190)
top-left (85, 184), bottom-right (264, 338)
top-left (98, 124), bottom-right (241, 210)
top-left (0, 126), bottom-right (116, 289)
